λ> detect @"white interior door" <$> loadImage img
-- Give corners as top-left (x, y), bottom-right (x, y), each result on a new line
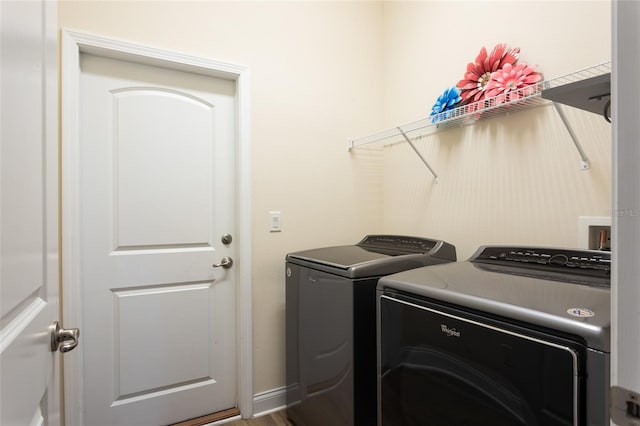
top-left (0, 1), bottom-right (62, 425)
top-left (78, 52), bottom-right (238, 426)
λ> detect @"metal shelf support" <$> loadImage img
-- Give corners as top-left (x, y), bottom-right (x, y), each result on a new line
top-left (552, 102), bottom-right (590, 170)
top-left (398, 127), bottom-right (439, 183)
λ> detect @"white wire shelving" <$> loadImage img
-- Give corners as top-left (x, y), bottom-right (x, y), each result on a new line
top-left (543, 61), bottom-right (612, 92)
top-left (348, 61), bottom-right (612, 179)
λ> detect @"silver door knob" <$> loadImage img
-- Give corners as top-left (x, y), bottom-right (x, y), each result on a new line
top-left (50, 321), bottom-right (80, 353)
top-left (212, 256), bottom-right (233, 269)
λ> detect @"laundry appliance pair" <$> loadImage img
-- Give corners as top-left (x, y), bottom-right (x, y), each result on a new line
top-left (286, 236), bottom-right (611, 426)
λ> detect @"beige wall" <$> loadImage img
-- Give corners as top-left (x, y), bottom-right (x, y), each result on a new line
top-left (376, 1), bottom-right (611, 259)
top-left (59, 0), bottom-right (612, 399)
top-left (58, 1), bottom-right (384, 395)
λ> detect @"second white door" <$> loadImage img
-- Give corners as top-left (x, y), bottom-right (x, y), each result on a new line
top-left (79, 53), bottom-right (237, 425)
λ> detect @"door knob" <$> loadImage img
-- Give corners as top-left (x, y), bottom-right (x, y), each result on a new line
top-left (212, 256), bottom-right (233, 269)
top-left (50, 321), bottom-right (80, 353)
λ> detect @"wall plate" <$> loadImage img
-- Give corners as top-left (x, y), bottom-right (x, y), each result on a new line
top-left (578, 216), bottom-right (611, 250)
top-left (611, 386), bottom-right (640, 425)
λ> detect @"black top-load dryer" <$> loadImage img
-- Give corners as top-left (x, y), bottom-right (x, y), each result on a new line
top-left (286, 235), bottom-right (456, 426)
top-left (378, 246), bottom-right (611, 426)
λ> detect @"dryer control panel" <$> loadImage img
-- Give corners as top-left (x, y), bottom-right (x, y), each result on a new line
top-left (471, 246), bottom-right (611, 282)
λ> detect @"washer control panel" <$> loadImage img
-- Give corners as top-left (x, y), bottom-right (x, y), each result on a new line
top-left (358, 235), bottom-right (437, 253)
top-left (472, 246), bottom-right (611, 280)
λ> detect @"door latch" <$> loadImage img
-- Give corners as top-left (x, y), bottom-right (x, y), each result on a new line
top-left (50, 321), bottom-right (80, 353)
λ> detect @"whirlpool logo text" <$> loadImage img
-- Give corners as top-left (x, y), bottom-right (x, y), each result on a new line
top-left (440, 324), bottom-right (461, 337)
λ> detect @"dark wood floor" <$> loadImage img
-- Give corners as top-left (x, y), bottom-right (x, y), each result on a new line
top-left (170, 408), bottom-right (294, 426)
top-left (222, 410), bottom-right (293, 426)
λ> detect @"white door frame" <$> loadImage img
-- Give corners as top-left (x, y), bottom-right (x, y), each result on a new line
top-left (612, 0), bottom-right (640, 406)
top-left (60, 29), bottom-right (253, 425)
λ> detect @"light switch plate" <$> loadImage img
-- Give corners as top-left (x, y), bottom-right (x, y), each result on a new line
top-left (269, 211), bottom-right (281, 232)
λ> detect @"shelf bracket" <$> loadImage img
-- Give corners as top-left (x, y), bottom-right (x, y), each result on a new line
top-left (552, 102), bottom-right (590, 170)
top-left (398, 127), bottom-right (439, 183)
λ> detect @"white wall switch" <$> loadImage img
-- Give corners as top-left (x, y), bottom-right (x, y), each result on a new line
top-left (269, 211), bottom-right (282, 232)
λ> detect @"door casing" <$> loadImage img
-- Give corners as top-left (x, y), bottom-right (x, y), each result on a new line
top-left (60, 29), bottom-right (253, 424)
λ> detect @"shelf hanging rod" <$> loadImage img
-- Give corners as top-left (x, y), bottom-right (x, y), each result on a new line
top-left (551, 103), bottom-right (590, 170)
top-left (398, 127), bottom-right (439, 183)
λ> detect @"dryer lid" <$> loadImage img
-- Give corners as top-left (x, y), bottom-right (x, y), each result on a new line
top-left (286, 235), bottom-right (456, 278)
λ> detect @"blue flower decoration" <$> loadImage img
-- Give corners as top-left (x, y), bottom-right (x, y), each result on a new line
top-left (430, 86), bottom-right (462, 123)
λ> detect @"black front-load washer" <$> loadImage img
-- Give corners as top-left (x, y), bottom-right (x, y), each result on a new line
top-left (285, 235), bottom-right (456, 426)
top-left (378, 245), bottom-right (611, 426)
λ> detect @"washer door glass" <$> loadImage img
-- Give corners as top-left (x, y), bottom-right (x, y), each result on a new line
top-left (379, 294), bottom-right (583, 426)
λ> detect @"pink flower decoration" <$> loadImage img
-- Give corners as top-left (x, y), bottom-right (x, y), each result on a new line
top-left (456, 43), bottom-right (520, 104)
top-left (485, 62), bottom-right (543, 104)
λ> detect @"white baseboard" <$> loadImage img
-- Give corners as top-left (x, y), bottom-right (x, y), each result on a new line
top-left (252, 386), bottom-right (287, 416)
top-left (201, 387), bottom-right (287, 425)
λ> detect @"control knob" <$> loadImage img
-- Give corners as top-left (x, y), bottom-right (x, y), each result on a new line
top-left (549, 254), bottom-right (569, 266)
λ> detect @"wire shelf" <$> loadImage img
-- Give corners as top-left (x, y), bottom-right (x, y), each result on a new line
top-left (349, 61), bottom-right (612, 150)
top-left (543, 61), bottom-right (611, 91)
top-left (542, 61), bottom-right (611, 117)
